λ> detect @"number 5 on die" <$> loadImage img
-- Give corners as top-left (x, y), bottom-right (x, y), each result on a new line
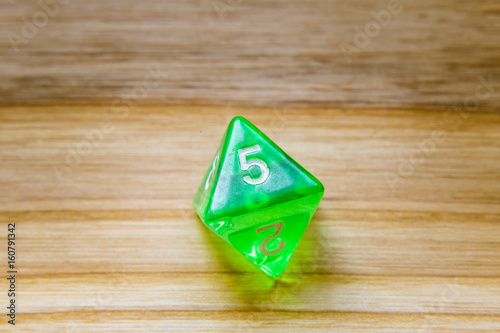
top-left (238, 144), bottom-right (270, 185)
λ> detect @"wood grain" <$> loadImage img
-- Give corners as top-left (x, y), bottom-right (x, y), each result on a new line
top-left (1, 0), bottom-right (500, 110)
top-left (0, 105), bottom-right (499, 332)
top-left (2, 1), bottom-right (500, 331)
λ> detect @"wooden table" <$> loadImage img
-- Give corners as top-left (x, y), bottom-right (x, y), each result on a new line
top-left (1, 1), bottom-right (500, 332)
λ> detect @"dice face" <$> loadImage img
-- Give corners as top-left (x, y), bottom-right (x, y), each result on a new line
top-left (193, 116), bottom-right (324, 277)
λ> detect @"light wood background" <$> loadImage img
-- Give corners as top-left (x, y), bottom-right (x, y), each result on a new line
top-left (1, 1), bottom-right (500, 332)
top-left (1, 0), bottom-right (500, 109)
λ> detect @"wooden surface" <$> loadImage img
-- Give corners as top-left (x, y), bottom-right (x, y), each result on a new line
top-left (1, 106), bottom-right (500, 332)
top-left (1, 0), bottom-right (500, 332)
top-left (0, 0), bottom-right (499, 109)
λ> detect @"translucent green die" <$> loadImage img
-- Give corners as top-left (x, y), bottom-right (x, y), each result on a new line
top-left (193, 116), bottom-right (324, 277)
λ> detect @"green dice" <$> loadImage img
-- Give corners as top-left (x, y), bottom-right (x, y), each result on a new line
top-left (193, 116), bottom-right (324, 277)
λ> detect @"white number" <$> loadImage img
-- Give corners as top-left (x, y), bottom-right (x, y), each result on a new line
top-left (238, 144), bottom-right (270, 185)
top-left (204, 153), bottom-right (219, 190)
top-left (256, 222), bottom-right (285, 256)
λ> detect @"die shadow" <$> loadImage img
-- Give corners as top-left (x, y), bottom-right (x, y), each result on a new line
top-left (195, 207), bottom-right (335, 310)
